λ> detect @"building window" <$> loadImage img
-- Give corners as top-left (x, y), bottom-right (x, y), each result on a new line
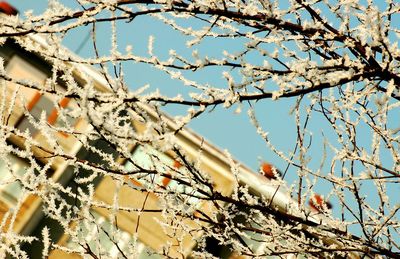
top-left (124, 145), bottom-right (204, 206)
top-left (0, 154), bottom-right (29, 208)
top-left (17, 93), bottom-right (53, 136)
top-left (4, 55), bottom-right (79, 134)
top-left (4, 55), bottom-right (87, 156)
top-left (2, 55), bottom-right (48, 127)
top-left (17, 95), bottom-right (77, 138)
top-left (63, 211), bottom-right (161, 259)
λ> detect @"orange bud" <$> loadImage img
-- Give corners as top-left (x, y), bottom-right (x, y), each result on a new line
top-left (309, 194), bottom-right (332, 212)
top-left (261, 162), bottom-right (280, 179)
top-left (161, 160), bottom-right (181, 187)
top-left (162, 173), bottom-right (172, 186)
top-left (173, 160), bottom-right (182, 169)
top-left (0, 2), bottom-right (18, 15)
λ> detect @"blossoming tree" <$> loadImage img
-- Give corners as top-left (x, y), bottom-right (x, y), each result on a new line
top-left (0, 0), bottom-right (399, 258)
